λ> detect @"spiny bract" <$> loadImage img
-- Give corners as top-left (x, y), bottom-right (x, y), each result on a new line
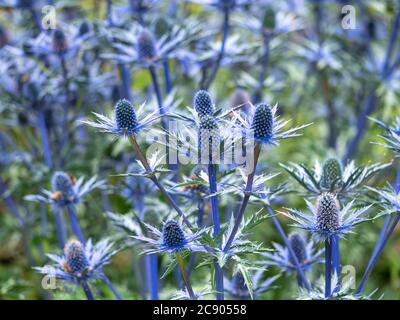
top-left (320, 158), bottom-right (343, 189)
top-left (288, 233), bottom-right (308, 265)
top-left (115, 99), bottom-right (138, 132)
top-left (162, 221), bottom-right (186, 249)
top-left (194, 90), bottom-right (214, 116)
top-left (64, 240), bottom-right (88, 274)
top-left (316, 193), bottom-right (340, 231)
top-left (251, 103), bottom-right (273, 141)
top-left (137, 29), bottom-right (157, 60)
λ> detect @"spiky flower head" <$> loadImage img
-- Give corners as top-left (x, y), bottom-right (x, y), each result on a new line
top-left (288, 232), bottom-right (308, 265)
top-left (115, 99), bottom-right (138, 133)
top-left (320, 158), bottom-right (343, 189)
top-left (79, 20), bottom-right (91, 37)
top-left (316, 193), bottom-right (340, 231)
top-left (194, 90), bottom-right (214, 116)
top-left (64, 240), bottom-right (88, 274)
top-left (137, 29), bottom-right (157, 61)
top-left (51, 171), bottom-right (75, 200)
top-left (198, 115), bottom-right (220, 163)
top-left (251, 103), bottom-right (273, 141)
top-left (162, 220), bottom-right (186, 250)
top-left (52, 29), bottom-right (68, 54)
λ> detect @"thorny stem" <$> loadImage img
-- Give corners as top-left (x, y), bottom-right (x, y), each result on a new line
top-left (149, 66), bottom-right (167, 129)
top-left (223, 143), bottom-right (261, 253)
top-left (52, 206), bottom-right (67, 249)
top-left (176, 253), bottom-right (197, 300)
top-left (67, 206), bottom-right (86, 245)
top-left (128, 136), bottom-right (192, 228)
top-left (81, 280), bottom-right (94, 300)
top-left (145, 255), bottom-right (159, 300)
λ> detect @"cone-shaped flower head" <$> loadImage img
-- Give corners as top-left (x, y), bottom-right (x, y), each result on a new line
top-left (198, 115), bottom-right (220, 163)
top-left (51, 171), bottom-right (75, 200)
top-left (251, 103), bottom-right (273, 141)
top-left (194, 90), bottom-right (214, 116)
top-left (321, 158), bottom-right (343, 189)
top-left (137, 29), bottom-right (157, 61)
top-left (64, 240), bottom-right (88, 274)
top-left (52, 29), bottom-right (68, 54)
top-left (79, 20), bottom-right (91, 37)
top-left (162, 220), bottom-right (186, 250)
top-left (115, 99), bottom-right (138, 133)
top-left (316, 193), bottom-right (340, 231)
top-left (288, 233), bottom-right (308, 265)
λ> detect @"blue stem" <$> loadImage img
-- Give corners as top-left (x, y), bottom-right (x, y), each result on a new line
top-left (66, 206), bottom-right (86, 245)
top-left (204, 9), bottom-right (230, 89)
top-left (325, 239), bottom-right (332, 298)
top-left (37, 111), bottom-right (52, 168)
top-left (208, 164), bottom-right (224, 300)
top-left (331, 234), bottom-right (340, 292)
top-left (100, 273), bottom-right (123, 300)
top-left (163, 60), bottom-right (172, 94)
top-left (118, 63), bottom-right (132, 102)
top-left (52, 206), bottom-right (67, 249)
top-left (81, 281), bottom-right (94, 300)
top-left (145, 255), bottom-right (159, 300)
top-left (0, 177), bottom-right (24, 225)
top-left (149, 66), bottom-right (167, 130)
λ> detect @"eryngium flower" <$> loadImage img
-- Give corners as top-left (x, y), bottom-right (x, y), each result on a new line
top-left (320, 158), bottom-right (343, 190)
top-left (281, 194), bottom-right (371, 240)
top-left (52, 29), bottom-right (68, 54)
top-left (78, 20), bottom-right (91, 37)
top-left (137, 29), bottom-right (158, 61)
top-left (198, 115), bottom-right (220, 163)
top-left (251, 103), bottom-right (273, 141)
top-left (52, 171), bottom-right (76, 203)
top-left (194, 90), bottom-right (214, 116)
top-left (82, 99), bottom-right (160, 138)
top-left (64, 240), bottom-right (89, 274)
top-left (316, 193), bottom-right (340, 231)
top-left (115, 99), bottom-right (138, 133)
top-left (262, 233), bottom-right (323, 273)
top-left (133, 221), bottom-right (207, 254)
top-left (163, 221), bottom-right (186, 249)
top-left (35, 239), bottom-right (117, 283)
top-left (288, 232), bottom-right (308, 265)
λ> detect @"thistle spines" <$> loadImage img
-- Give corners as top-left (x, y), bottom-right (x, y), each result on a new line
top-left (320, 158), bottom-right (343, 189)
top-left (288, 233), bottom-right (308, 265)
top-left (194, 90), bottom-right (214, 116)
top-left (51, 171), bottom-right (75, 199)
top-left (162, 221), bottom-right (186, 249)
top-left (64, 240), bottom-right (88, 274)
top-left (251, 103), bottom-right (273, 141)
top-left (137, 29), bottom-right (157, 61)
top-left (115, 99), bottom-right (138, 132)
top-left (316, 192), bottom-right (340, 231)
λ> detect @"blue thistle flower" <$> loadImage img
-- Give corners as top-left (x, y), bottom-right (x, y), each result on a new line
top-left (82, 99), bottom-right (160, 138)
top-left (316, 193), bottom-right (340, 232)
top-left (78, 20), bottom-right (91, 37)
top-left (320, 158), bottom-right (343, 190)
top-left (288, 232), bottom-right (308, 266)
top-left (51, 171), bottom-right (76, 203)
top-left (133, 221), bottom-right (207, 254)
top-left (162, 221), bottom-right (186, 250)
top-left (115, 99), bottom-right (138, 133)
top-left (52, 29), bottom-right (68, 54)
top-left (137, 29), bottom-right (158, 61)
top-left (64, 240), bottom-right (89, 274)
top-left (251, 103), bottom-right (273, 141)
top-left (281, 193), bottom-right (372, 240)
top-left (194, 90), bottom-right (214, 116)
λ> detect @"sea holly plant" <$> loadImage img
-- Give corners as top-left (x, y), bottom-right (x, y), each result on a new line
top-left (280, 157), bottom-right (390, 198)
top-left (35, 239), bottom-right (118, 300)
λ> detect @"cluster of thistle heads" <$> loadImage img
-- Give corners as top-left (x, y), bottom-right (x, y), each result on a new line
top-left (0, 0), bottom-right (399, 301)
